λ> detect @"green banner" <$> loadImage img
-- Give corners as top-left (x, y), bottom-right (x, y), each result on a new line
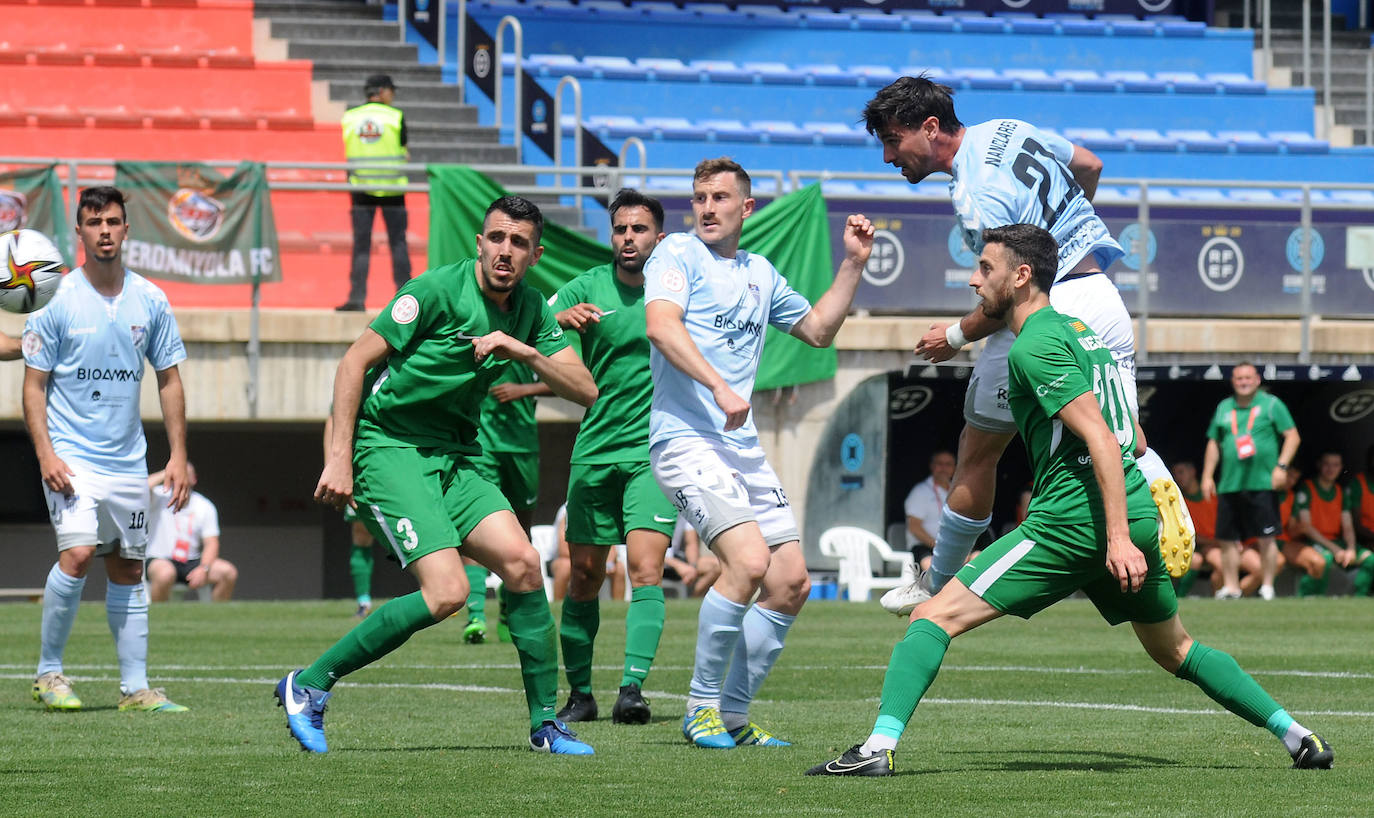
top-left (0, 165), bottom-right (75, 264)
top-left (114, 161), bottom-right (280, 284)
top-left (427, 165), bottom-right (837, 391)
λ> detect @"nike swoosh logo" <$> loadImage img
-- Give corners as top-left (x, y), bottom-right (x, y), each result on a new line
top-left (526, 496), bottom-right (538, 505)
top-left (653, 515), bottom-right (674, 523)
top-left (630, 666), bottom-right (649, 674)
top-left (282, 672), bottom-right (307, 716)
top-left (826, 756), bottom-right (884, 773)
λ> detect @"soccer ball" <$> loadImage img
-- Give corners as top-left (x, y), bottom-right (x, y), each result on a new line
top-left (0, 228), bottom-right (66, 313)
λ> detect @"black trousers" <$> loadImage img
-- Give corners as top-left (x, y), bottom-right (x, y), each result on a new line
top-left (346, 192), bottom-right (411, 303)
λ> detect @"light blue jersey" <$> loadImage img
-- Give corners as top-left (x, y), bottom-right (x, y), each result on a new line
top-left (22, 268), bottom-right (186, 476)
top-left (950, 119), bottom-right (1123, 277)
top-left (645, 232), bottom-right (811, 448)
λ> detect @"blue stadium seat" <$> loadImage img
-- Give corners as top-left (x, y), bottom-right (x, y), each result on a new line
top-left (1166, 129), bottom-right (1231, 152)
top-left (851, 64), bottom-right (900, 86)
top-left (1206, 73), bottom-right (1267, 93)
top-left (1156, 71), bottom-right (1216, 93)
top-left (1063, 127), bottom-right (1128, 152)
top-left (801, 8), bottom-right (856, 30)
top-left (1116, 128), bottom-right (1178, 151)
top-left (1003, 69), bottom-right (1061, 92)
top-left (642, 116), bottom-right (705, 140)
top-left (1218, 130), bottom-right (1281, 153)
top-left (689, 60), bottom-right (753, 83)
top-left (1105, 71), bottom-right (1169, 94)
top-left (1174, 187), bottom-right (1229, 202)
top-left (1051, 69), bottom-right (1116, 93)
top-left (646, 175), bottom-right (694, 192)
top-left (798, 63), bottom-right (855, 86)
top-left (585, 114), bottom-right (650, 139)
top-left (1268, 131), bottom-right (1329, 154)
top-left (1103, 17), bottom-right (1157, 37)
top-left (636, 57), bottom-right (700, 82)
top-left (819, 179), bottom-right (865, 196)
top-left (805, 121), bottom-right (871, 147)
top-left (1057, 17), bottom-right (1108, 36)
top-left (700, 118), bottom-right (757, 142)
top-left (743, 61), bottom-right (806, 84)
top-left (1328, 189), bottom-right (1374, 204)
top-left (1008, 16), bottom-right (1059, 35)
top-left (527, 53), bottom-right (590, 78)
top-left (951, 14), bottom-right (1006, 35)
top-left (1159, 20), bottom-right (1206, 37)
top-left (850, 12), bottom-right (905, 32)
top-left (861, 180), bottom-right (919, 196)
top-left (900, 12), bottom-right (957, 32)
top-left (751, 119), bottom-right (814, 144)
top-left (580, 0), bottom-right (645, 19)
top-left (955, 67), bottom-right (1016, 90)
top-left (583, 55), bottom-right (643, 80)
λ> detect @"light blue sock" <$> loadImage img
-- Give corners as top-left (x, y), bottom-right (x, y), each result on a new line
top-left (105, 580), bottom-right (149, 694)
top-left (929, 507), bottom-right (991, 591)
top-left (37, 563), bottom-right (85, 677)
top-left (686, 589), bottom-right (747, 709)
top-left (720, 605), bottom-right (795, 730)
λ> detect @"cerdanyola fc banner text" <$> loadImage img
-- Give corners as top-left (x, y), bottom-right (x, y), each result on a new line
top-left (114, 161), bottom-right (281, 284)
top-left (0, 165), bottom-right (76, 264)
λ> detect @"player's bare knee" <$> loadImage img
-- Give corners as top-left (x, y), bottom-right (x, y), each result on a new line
top-left (499, 549), bottom-right (544, 593)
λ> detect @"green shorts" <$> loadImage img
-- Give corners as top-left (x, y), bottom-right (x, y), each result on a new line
top-left (470, 449), bottom-right (539, 511)
top-left (565, 460), bottom-right (677, 546)
top-left (955, 515), bottom-right (1177, 626)
top-left (353, 446), bottom-right (512, 568)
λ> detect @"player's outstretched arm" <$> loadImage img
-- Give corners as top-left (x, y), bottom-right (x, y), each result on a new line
top-left (916, 309), bottom-right (1007, 363)
top-left (790, 214), bottom-right (875, 348)
top-left (23, 366), bottom-right (74, 496)
top-left (0, 331), bottom-right (20, 361)
top-left (554, 303), bottom-right (605, 332)
top-left (1057, 391), bottom-right (1146, 593)
top-left (474, 331), bottom-right (597, 407)
top-left (1068, 144), bottom-right (1103, 202)
top-left (156, 365), bottom-right (191, 511)
top-left (645, 299), bottom-right (750, 431)
top-left (317, 328), bottom-right (391, 509)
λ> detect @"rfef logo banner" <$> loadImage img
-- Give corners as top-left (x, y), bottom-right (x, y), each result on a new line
top-left (0, 165), bottom-right (76, 264)
top-left (115, 161), bottom-right (280, 284)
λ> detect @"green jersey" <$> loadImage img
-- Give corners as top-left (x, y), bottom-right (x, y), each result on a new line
top-left (1007, 307), bottom-right (1155, 525)
top-left (355, 259), bottom-right (568, 454)
top-left (551, 264), bottom-right (654, 464)
top-left (475, 360), bottom-right (540, 454)
top-left (1206, 390), bottom-right (1295, 493)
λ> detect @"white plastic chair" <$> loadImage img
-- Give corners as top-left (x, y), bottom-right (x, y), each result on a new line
top-left (818, 526), bottom-right (914, 602)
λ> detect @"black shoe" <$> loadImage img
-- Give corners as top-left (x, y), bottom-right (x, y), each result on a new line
top-left (1292, 733), bottom-right (1334, 769)
top-left (556, 690), bottom-right (598, 723)
top-left (805, 745), bottom-right (894, 776)
top-left (334, 302), bottom-right (365, 312)
top-left (611, 683), bottom-right (651, 724)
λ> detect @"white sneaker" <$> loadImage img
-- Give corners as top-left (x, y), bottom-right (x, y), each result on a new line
top-left (1258, 585), bottom-right (1276, 601)
top-left (880, 570), bottom-right (934, 617)
top-left (1213, 587), bottom-right (1242, 600)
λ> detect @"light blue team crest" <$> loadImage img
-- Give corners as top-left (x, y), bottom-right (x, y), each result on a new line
top-left (130, 324), bottom-right (147, 354)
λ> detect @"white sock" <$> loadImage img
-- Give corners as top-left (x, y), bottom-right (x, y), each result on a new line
top-left (688, 589), bottom-right (747, 704)
top-left (1281, 720), bottom-right (1311, 755)
top-left (720, 605), bottom-right (795, 730)
top-left (861, 733), bottom-right (898, 755)
top-left (106, 580), bottom-right (149, 694)
top-left (38, 563), bottom-right (86, 677)
top-left (929, 507), bottom-right (991, 591)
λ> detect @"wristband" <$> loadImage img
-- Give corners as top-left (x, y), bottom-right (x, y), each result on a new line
top-left (944, 322), bottom-right (967, 350)
top-left (1276, 463), bottom-right (1289, 470)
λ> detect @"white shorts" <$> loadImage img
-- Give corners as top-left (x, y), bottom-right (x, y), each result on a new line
top-left (43, 465), bottom-right (151, 557)
top-left (1049, 272), bottom-right (1139, 414)
top-left (964, 328), bottom-right (1017, 433)
top-left (650, 436), bottom-right (800, 548)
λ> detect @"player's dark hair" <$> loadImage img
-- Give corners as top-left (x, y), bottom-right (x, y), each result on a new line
top-left (694, 157), bottom-right (751, 199)
top-left (863, 75), bottom-right (963, 136)
top-left (608, 188), bottom-right (664, 231)
top-left (484, 196), bottom-right (544, 244)
top-left (981, 224), bottom-right (1057, 293)
top-left (76, 186), bottom-right (127, 222)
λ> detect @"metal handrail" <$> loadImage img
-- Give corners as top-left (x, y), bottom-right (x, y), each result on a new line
top-left (552, 75), bottom-right (583, 210)
top-left (494, 16), bottom-right (523, 164)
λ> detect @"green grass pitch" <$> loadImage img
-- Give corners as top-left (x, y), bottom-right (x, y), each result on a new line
top-left (0, 597), bottom-right (1368, 817)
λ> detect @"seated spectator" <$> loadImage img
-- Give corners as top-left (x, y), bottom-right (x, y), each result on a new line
top-left (902, 450), bottom-right (955, 572)
top-left (1290, 451), bottom-right (1372, 596)
top-left (1348, 445), bottom-right (1374, 583)
top-left (1173, 461), bottom-right (1218, 597)
top-left (663, 518), bottom-right (721, 598)
top-left (145, 464), bottom-right (238, 602)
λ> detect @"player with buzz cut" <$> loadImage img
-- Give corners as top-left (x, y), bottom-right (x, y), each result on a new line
top-left (864, 76), bottom-right (1196, 618)
top-left (646, 157), bottom-right (874, 748)
top-left (277, 195), bottom-right (601, 755)
top-left (545, 188), bottom-right (677, 726)
top-left (24, 185), bottom-right (192, 713)
top-left (807, 224), bottom-right (1333, 777)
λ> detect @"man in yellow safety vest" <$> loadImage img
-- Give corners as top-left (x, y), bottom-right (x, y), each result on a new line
top-left (338, 73), bottom-right (411, 311)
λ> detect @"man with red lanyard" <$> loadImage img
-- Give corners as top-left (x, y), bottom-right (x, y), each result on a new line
top-left (903, 451), bottom-right (956, 574)
top-left (1201, 363), bottom-right (1300, 600)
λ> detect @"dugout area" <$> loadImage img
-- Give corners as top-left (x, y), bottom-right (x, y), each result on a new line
top-left (802, 363), bottom-right (1374, 569)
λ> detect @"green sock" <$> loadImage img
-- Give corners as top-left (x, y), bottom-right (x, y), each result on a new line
top-left (1175, 568), bottom-right (1197, 598)
top-left (871, 619), bottom-right (951, 741)
top-left (464, 565), bottom-right (488, 620)
top-left (621, 585), bottom-right (666, 687)
top-left (298, 591), bottom-right (437, 691)
top-left (1353, 551), bottom-right (1374, 597)
top-left (350, 545), bottom-right (374, 603)
top-left (559, 597), bottom-right (600, 694)
top-left (506, 588), bottom-right (561, 730)
top-left (1174, 641), bottom-right (1283, 729)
